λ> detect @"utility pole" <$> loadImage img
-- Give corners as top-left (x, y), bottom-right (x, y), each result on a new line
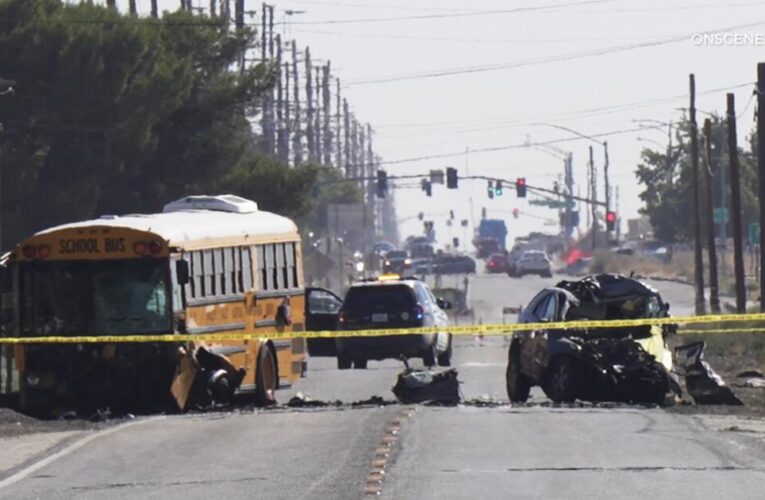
top-left (268, 5), bottom-right (274, 60)
top-left (589, 145), bottom-right (597, 250)
top-left (234, 0), bottom-right (244, 29)
top-left (291, 41), bottom-right (302, 165)
top-left (336, 78), bottom-right (343, 171)
top-left (128, 0), bottom-right (137, 15)
top-left (564, 153), bottom-right (574, 241)
top-left (351, 119), bottom-right (359, 179)
top-left (585, 153), bottom-right (591, 232)
top-left (703, 119), bottom-right (721, 313)
top-left (275, 35), bottom-right (287, 163)
top-left (689, 74), bottom-right (706, 314)
top-left (283, 61), bottom-right (292, 165)
top-left (150, 0), bottom-right (158, 17)
top-left (322, 64), bottom-right (332, 167)
top-left (603, 141), bottom-right (610, 241)
top-left (757, 63), bottom-right (765, 311)
top-left (314, 70), bottom-right (323, 164)
top-left (305, 48), bottom-right (315, 163)
top-left (261, 3), bottom-right (267, 63)
top-left (727, 93), bottom-right (747, 313)
top-left (210, 0), bottom-right (217, 17)
top-left (343, 99), bottom-right (351, 175)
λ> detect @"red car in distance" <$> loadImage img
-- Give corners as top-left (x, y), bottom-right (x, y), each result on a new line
top-left (485, 252), bottom-right (509, 274)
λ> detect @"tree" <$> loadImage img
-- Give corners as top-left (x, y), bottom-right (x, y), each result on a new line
top-left (635, 114), bottom-right (759, 246)
top-left (0, 0), bottom-right (273, 245)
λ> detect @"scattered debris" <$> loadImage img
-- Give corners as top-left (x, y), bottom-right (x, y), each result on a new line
top-left (286, 392), bottom-right (341, 408)
top-left (392, 368), bottom-right (460, 405)
top-left (674, 342), bottom-right (743, 406)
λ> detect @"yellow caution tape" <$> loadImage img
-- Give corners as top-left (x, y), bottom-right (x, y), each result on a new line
top-left (1, 312), bottom-right (765, 344)
top-left (680, 327), bottom-right (765, 335)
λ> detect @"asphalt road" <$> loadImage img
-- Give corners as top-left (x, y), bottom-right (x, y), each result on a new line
top-left (2, 273), bottom-right (765, 499)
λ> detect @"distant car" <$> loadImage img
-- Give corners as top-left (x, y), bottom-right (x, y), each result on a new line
top-left (434, 255), bottom-right (476, 275)
top-left (506, 274), bottom-right (676, 405)
top-left (383, 250), bottom-right (412, 273)
top-left (485, 252), bottom-right (509, 274)
top-left (509, 250), bottom-right (552, 278)
top-left (335, 277), bottom-right (452, 369)
top-left (373, 241), bottom-right (396, 255)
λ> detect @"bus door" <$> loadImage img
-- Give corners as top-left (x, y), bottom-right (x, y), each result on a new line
top-left (305, 288), bottom-right (342, 357)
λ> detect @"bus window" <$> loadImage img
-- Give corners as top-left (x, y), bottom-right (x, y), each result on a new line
top-left (21, 260), bottom-right (171, 336)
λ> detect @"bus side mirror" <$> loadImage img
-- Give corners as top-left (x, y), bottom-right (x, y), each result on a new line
top-left (176, 260), bottom-right (190, 286)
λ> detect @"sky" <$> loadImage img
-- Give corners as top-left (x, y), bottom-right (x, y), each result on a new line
top-left (109, 0), bottom-right (765, 247)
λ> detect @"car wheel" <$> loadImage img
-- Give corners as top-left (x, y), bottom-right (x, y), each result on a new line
top-left (337, 355), bottom-right (352, 370)
top-left (506, 346), bottom-right (531, 403)
top-left (422, 343), bottom-right (437, 367)
top-left (437, 336), bottom-right (453, 367)
top-left (544, 356), bottom-right (583, 403)
top-left (255, 345), bottom-right (278, 406)
top-left (353, 358), bottom-right (368, 369)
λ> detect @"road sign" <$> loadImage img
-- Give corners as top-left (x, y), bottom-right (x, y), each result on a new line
top-left (529, 199), bottom-right (575, 209)
top-left (749, 222), bottom-right (760, 246)
top-left (713, 207), bottom-right (729, 224)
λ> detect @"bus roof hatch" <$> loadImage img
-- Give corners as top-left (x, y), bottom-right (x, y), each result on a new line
top-left (163, 195), bottom-right (259, 214)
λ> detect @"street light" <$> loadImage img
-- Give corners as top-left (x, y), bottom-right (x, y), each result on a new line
top-left (637, 137), bottom-right (665, 149)
top-left (532, 122), bottom-right (610, 245)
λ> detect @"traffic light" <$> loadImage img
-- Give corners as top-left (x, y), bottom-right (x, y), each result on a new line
top-left (449, 210), bottom-right (455, 219)
top-left (376, 170), bottom-right (388, 198)
top-left (417, 211), bottom-right (424, 221)
top-left (606, 211), bottom-right (617, 231)
top-left (495, 180), bottom-right (503, 196)
top-left (512, 208), bottom-right (519, 219)
top-left (516, 177), bottom-right (526, 198)
top-left (487, 180), bottom-right (494, 199)
top-left (446, 167), bottom-right (458, 189)
top-left (421, 178), bottom-right (432, 197)
top-left (481, 207), bottom-right (487, 219)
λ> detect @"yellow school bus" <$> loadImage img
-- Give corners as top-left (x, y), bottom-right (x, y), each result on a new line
top-left (6, 195), bottom-right (337, 414)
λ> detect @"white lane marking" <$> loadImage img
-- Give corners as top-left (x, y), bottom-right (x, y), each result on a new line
top-left (0, 416), bottom-right (165, 491)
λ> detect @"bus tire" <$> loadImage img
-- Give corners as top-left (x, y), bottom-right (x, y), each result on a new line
top-left (255, 344), bottom-right (278, 406)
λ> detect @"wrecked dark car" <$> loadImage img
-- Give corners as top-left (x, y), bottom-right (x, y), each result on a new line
top-left (506, 274), bottom-right (678, 405)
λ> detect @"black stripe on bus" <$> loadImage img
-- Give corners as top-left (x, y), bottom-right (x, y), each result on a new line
top-left (186, 322), bottom-right (246, 335)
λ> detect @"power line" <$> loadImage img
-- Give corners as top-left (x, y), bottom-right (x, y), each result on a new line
top-left (283, 0), bottom-right (616, 25)
top-left (367, 126), bottom-right (650, 168)
top-left (345, 21), bottom-right (765, 85)
top-left (292, 28), bottom-right (656, 45)
top-left (371, 81), bottom-right (754, 135)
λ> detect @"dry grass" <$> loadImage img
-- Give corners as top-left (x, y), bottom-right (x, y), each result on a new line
top-left (589, 251), bottom-right (695, 281)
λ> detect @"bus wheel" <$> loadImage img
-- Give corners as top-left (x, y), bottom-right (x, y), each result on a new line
top-left (255, 345), bottom-right (278, 406)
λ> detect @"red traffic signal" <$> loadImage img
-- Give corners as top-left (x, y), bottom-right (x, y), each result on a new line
top-left (512, 208), bottom-right (519, 219)
top-left (516, 177), bottom-right (526, 198)
top-left (606, 211), bottom-right (616, 231)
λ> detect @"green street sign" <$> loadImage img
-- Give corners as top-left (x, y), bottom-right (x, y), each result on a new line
top-left (713, 207), bottom-right (729, 224)
top-left (749, 222), bottom-right (760, 246)
top-left (529, 199), bottom-right (575, 209)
